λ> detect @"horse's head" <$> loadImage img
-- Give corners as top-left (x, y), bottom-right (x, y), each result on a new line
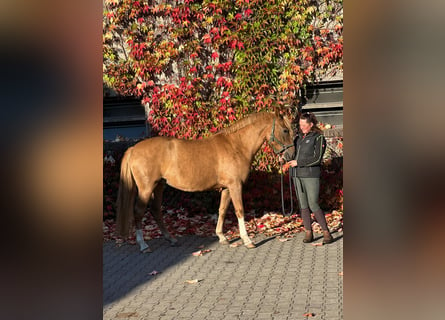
top-left (268, 111), bottom-right (294, 154)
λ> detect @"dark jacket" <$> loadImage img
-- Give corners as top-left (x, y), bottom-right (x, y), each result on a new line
top-left (284, 131), bottom-right (326, 178)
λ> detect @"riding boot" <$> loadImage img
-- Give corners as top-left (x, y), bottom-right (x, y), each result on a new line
top-left (322, 230), bottom-right (334, 244)
top-left (303, 230), bottom-right (314, 243)
top-left (300, 208), bottom-right (313, 243)
top-left (313, 209), bottom-right (334, 244)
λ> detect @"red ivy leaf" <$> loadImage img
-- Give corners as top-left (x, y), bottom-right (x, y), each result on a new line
top-left (303, 312), bottom-right (316, 317)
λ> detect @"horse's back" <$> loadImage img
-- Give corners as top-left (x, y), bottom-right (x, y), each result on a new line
top-left (132, 135), bottom-right (221, 159)
top-left (130, 137), bottom-right (171, 161)
top-left (128, 135), bottom-right (226, 191)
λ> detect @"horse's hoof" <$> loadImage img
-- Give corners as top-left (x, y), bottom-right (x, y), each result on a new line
top-left (141, 247), bottom-right (152, 254)
top-left (219, 239), bottom-right (230, 245)
top-left (169, 240), bottom-right (179, 247)
top-left (245, 243), bottom-right (256, 249)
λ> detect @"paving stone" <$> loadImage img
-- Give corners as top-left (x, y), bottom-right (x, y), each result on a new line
top-left (103, 232), bottom-right (343, 319)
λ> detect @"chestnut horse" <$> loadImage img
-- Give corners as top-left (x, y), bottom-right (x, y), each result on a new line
top-left (116, 111), bottom-right (293, 252)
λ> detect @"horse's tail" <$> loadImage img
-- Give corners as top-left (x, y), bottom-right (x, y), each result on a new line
top-left (116, 147), bottom-right (136, 238)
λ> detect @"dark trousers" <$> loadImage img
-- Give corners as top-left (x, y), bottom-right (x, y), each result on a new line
top-left (293, 177), bottom-right (328, 231)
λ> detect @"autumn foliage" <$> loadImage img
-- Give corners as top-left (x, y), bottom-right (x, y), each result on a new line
top-left (103, 0), bottom-right (343, 171)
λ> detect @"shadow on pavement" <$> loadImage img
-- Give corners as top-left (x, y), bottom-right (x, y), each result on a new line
top-left (313, 233), bottom-right (343, 244)
top-left (254, 235), bottom-right (277, 247)
top-left (103, 235), bottom-right (219, 307)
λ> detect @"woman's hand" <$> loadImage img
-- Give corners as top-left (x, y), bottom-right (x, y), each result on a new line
top-left (288, 160), bottom-right (298, 167)
top-left (278, 155), bottom-right (286, 164)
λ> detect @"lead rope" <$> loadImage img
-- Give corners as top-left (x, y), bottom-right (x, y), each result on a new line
top-left (280, 164), bottom-right (294, 216)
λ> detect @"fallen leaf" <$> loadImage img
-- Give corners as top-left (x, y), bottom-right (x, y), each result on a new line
top-left (311, 243), bottom-right (324, 246)
top-left (303, 312), bottom-right (316, 317)
top-left (148, 270), bottom-right (161, 276)
top-left (192, 249), bottom-right (212, 256)
top-left (278, 238), bottom-right (290, 242)
top-left (115, 312), bottom-right (138, 318)
top-left (185, 279), bottom-right (201, 284)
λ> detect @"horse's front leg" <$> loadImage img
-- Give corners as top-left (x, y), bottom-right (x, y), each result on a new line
top-left (228, 183), bottom-right (256, 249)
top-left (216, 188), bottom-right (231, 245)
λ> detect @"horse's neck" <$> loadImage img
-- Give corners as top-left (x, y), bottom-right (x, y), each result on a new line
top-left (228, 119), bottom-right (270, 161)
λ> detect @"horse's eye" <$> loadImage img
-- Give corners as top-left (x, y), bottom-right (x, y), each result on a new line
top-left (283, 129), bottom-right (289, 134)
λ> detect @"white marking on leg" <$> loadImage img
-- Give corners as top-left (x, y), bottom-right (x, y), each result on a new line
top-left (237, 216), bottom-right (252, 245)
top-left (136, 229), bottom-right (149, 252)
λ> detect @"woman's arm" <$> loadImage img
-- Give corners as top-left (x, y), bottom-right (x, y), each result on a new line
top-left (297, 135), bottom-right (326, 167)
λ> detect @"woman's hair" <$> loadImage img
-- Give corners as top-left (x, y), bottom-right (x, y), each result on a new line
top-left (299, 112), bottom-right (322, 133)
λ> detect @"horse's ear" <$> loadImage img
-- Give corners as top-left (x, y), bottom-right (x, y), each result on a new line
top-left (274, 107), bottom-right (283, 119)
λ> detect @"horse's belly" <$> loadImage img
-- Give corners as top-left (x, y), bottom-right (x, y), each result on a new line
top-left (163, 171), bottom-right (217, 192)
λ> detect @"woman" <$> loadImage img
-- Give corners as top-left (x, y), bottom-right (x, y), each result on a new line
top-left (282, 112), bottom-right (334, 244)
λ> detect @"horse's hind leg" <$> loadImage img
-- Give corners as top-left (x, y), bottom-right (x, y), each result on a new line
top-left (134, 183), bottom-right (156, 253)
top-left (151, 181), bottom-right (178, 246)
top-left (216, 188), bottom-right (231, 245)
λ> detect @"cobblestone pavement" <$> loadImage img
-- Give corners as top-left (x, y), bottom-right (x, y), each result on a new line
top-left (103, 231), bottom-right (343, 320)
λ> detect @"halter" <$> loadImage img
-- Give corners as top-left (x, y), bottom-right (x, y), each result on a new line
top-left (269, 118), bottom-right (294, 154)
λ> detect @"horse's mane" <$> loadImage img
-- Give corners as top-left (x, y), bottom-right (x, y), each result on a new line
top-left (217, 112), bottom-right (274, 135)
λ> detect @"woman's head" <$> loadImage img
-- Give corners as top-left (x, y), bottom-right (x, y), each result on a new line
top-left (299, 112), bottom-right (321, 134)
